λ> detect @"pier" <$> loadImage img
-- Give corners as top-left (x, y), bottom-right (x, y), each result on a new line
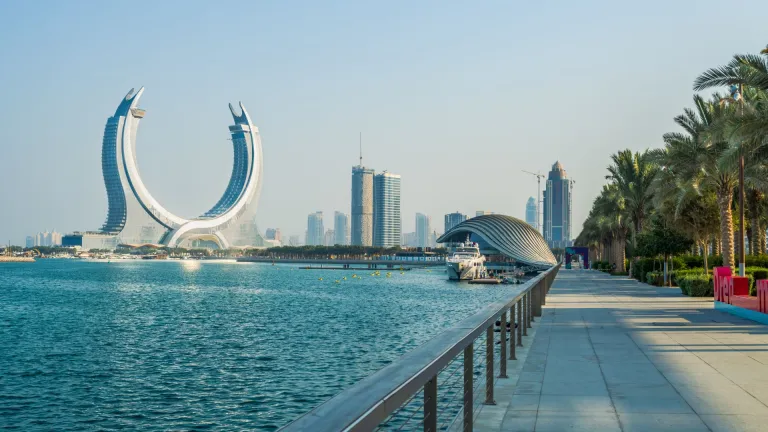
top-left (282, 268), bottom-right (768, 432)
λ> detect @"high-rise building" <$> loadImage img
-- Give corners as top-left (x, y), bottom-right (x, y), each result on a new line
top-left (62, 88), bottom-right (264, 250)
top-left (351, 165), bottom-right (375, 246)
top-left (306, 212), bottom-right (324, 246)
top-left (25, 236), bottom-right (34, 248)
top-left (543, 161), bottom-right (572, 248)
top-left (415, 213), bottom-right (431, 247)
top-left (288, 235), bottom-right (301, 246)
top-left (265, 228), bottom-right (281, 242)
top-left (373, 171), bottom-right (401, 247)
top-left (334, 212), bottom-right (350, 245)
top-left (324, 229), bottom-right (336, 246)
top-left (402, 232), bottom-right (418, 247)
top-left (34, 230), bottom-right (62, 247)
top-left (475, 211), bottom-right (495, 217)
top-left (525, 197), bottom-right (537, 229)
top-left (444, 212), bottom-right (467, 233)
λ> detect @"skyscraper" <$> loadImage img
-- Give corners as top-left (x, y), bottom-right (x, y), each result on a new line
top-left (351, 165), bottom-right (374, 246)
top-left (25, 236), bottom-right (34, 248)
top-left (444, 212), bottom-right (467, 232)
top-left (415, 213), bottom-right (431, 247)
top-left (543, 161), bottom-right (572, 248)
top-left (475, 211), bottom-right (495, 217)
top-left (373, 171), bottom-right (401, 247)
top-left (525, 197), bottom-right (537, 229)
top-left (334, 211), bottom-right (350, 245)
top-left (324, 229), bottom-right (336, 246)
top-left (306, 212), bottom-right (324, 246)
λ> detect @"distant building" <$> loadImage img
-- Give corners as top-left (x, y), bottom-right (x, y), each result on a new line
top-left (373, 171), bottom-right (401, 247)
top-left (306, 212), bottom-right (324, 246)
top-left (265, 228), bottom-right (281, 242)
top-left (324, 229), bottom-right (336, 246)
top-left (430, 231), bottom-right (441, 248)
top-left (525, 197), bottom-right (537, 229)
top-left (543, 161), bottom-right (572, 248)
top-left (402, 232), bottom-right (418, 247)
top-left (475, 211), bottom-right (495, 217)
top-left (288, 235), bottom-right (301, 246)
top-left (32, 230), bottom-right (63, 247)
top-left (334, 212), bottom-right (350, 245)
top-left (415, 213), bottom-right (431, 247)
top-left (351, 165), bottom-right (375, 246)
top-left (444, 212), bottom-right (467, 233)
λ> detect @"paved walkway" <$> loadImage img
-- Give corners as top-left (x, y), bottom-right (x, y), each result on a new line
top-left (473, 270), bottom-right (768, 432)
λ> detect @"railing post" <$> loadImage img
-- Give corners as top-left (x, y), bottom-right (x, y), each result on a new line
top-left (499, 311), bottom-right (507, 378)
top-left (526, 292), bottom-right (532, 329)
top-left (541, 279), bottom-right (547, 305)
top-left (522, 295), bottom-right (528, 336)
top-left (530, 286), bottom-right (537, 322)
top-left (424, 375), bottom-right (437, 432)
top-left (510, 305), bottom-right (516, 359)
top-left (533, 281), bottom-right (543, 317)
top-left (484, 326), bottom-right (495, 405)
top-left (517, 300), bottom-right (524, 345)
top-left (463, 345), bottom-right (473, 432)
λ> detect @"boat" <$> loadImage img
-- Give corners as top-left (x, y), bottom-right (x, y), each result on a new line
top-left (446, 243), bottom-right (487, 280)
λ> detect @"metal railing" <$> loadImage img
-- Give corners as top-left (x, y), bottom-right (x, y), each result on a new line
top-left (281, 264), bottom-right (560, 432)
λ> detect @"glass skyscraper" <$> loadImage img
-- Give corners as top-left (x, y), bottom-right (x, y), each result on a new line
top-left (306, 212), bottom-right (324, 246)
top-left (415, 213), bottom-right (431, 247)
top-left (373, 172), bottom-right (401, 247)
top-left (351, 165), bottom-right (374, 246)
top-left (444, 212), bottom-right (467, 233)
top-left (334, 211), bottom-right (350, 245)
top-left (525, 197), bottom-right (537, 229)
top-left (543, 161), bottom-right (572, 248)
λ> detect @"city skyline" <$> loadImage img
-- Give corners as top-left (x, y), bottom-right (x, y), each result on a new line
top-left (2, 3), bottom-right (768, 245)
top-left (543, 161), bottom-right (572, 248)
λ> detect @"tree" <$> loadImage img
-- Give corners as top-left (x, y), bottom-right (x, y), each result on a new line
top-left (636, 218), bottom-right (693, 285)
top-left (606, 149), bottom-right (658, 276)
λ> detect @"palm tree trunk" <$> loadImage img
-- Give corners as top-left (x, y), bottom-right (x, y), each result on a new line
top-left (717, 190), bottom-right (735, 269)
top-left (701, 240), bottom-right (709, 274)
top-left (751, 215), bottom-right (759, 256)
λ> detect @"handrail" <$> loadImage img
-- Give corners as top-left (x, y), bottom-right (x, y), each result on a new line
top-left (281, 263), bottom-right (561, 431)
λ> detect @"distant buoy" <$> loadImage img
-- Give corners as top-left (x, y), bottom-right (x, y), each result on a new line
top-left (319, 278), bottom-right (323, 281)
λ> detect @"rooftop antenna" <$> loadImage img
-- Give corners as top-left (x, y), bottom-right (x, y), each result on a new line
top-left (359, 132), bottom-right (363, 166)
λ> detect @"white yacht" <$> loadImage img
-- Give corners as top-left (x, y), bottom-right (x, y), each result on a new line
top-left (446, 243), bottom-right (487, 280)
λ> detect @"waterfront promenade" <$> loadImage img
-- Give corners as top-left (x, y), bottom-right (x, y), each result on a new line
top-left (473, 270), bottom-right (768, 432)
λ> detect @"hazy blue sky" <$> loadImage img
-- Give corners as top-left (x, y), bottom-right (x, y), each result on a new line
top-left (1, 1), bottom-right (767, 244)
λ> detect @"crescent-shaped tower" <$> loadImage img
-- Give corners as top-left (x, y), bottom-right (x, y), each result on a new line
top-left (63, 88), bottom-right (263, 250)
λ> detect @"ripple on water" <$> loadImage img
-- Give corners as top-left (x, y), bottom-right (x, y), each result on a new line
top-left (0, 261), bottom-right (522, 430)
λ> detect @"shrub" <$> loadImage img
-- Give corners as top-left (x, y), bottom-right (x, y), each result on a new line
top-left (646, 271), bottom-right (664, 286)
top-left (671, 268), bottom-right (707, 286)
top-left (744, 267), bottom-right (768, 295)
top-left (678, 274), bottom-right (713, 297)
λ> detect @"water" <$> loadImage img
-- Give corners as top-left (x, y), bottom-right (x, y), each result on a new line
top-left (0, 260), bottom-right (521, 431)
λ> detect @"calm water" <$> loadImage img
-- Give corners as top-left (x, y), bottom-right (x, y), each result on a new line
top-left (0, 260), bottom-right (520, 431)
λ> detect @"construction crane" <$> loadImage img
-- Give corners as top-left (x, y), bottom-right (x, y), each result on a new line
top-left (522, 170), bottom-right (545, 233)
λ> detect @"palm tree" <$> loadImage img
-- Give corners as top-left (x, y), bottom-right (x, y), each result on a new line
top-left (660, 94), bottom-right (738, 268)
top-left (693, 47), bottom-right (768, 269)
top-left (606, 149), bottom-right (658, 276)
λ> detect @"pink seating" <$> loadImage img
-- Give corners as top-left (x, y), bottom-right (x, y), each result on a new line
top-left (713, 267), bottom-right (732, 302)
top-left (758, 280), bottom-right (768, 314)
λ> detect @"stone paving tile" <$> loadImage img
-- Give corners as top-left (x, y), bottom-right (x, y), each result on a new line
top-left (470, 270), bottom-right (768, 432)
top-left (618, 413), bottom-right (710, 431)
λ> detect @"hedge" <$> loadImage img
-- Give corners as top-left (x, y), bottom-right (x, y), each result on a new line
top-left (678, 274), bottom-right (713, 297)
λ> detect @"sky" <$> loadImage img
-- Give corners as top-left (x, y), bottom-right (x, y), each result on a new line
top-left (1, 0), bottom-right (767, 245)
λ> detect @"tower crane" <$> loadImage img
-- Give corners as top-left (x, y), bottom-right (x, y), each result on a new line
top-left (522, 170), bottom-right (544, 233)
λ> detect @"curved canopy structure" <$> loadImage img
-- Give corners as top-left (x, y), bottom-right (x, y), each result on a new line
top-left (437, 215), bottom-right (556, 268)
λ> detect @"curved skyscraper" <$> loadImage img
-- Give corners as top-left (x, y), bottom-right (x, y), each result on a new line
top-left (64, 88), bottom-right (263, 250)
